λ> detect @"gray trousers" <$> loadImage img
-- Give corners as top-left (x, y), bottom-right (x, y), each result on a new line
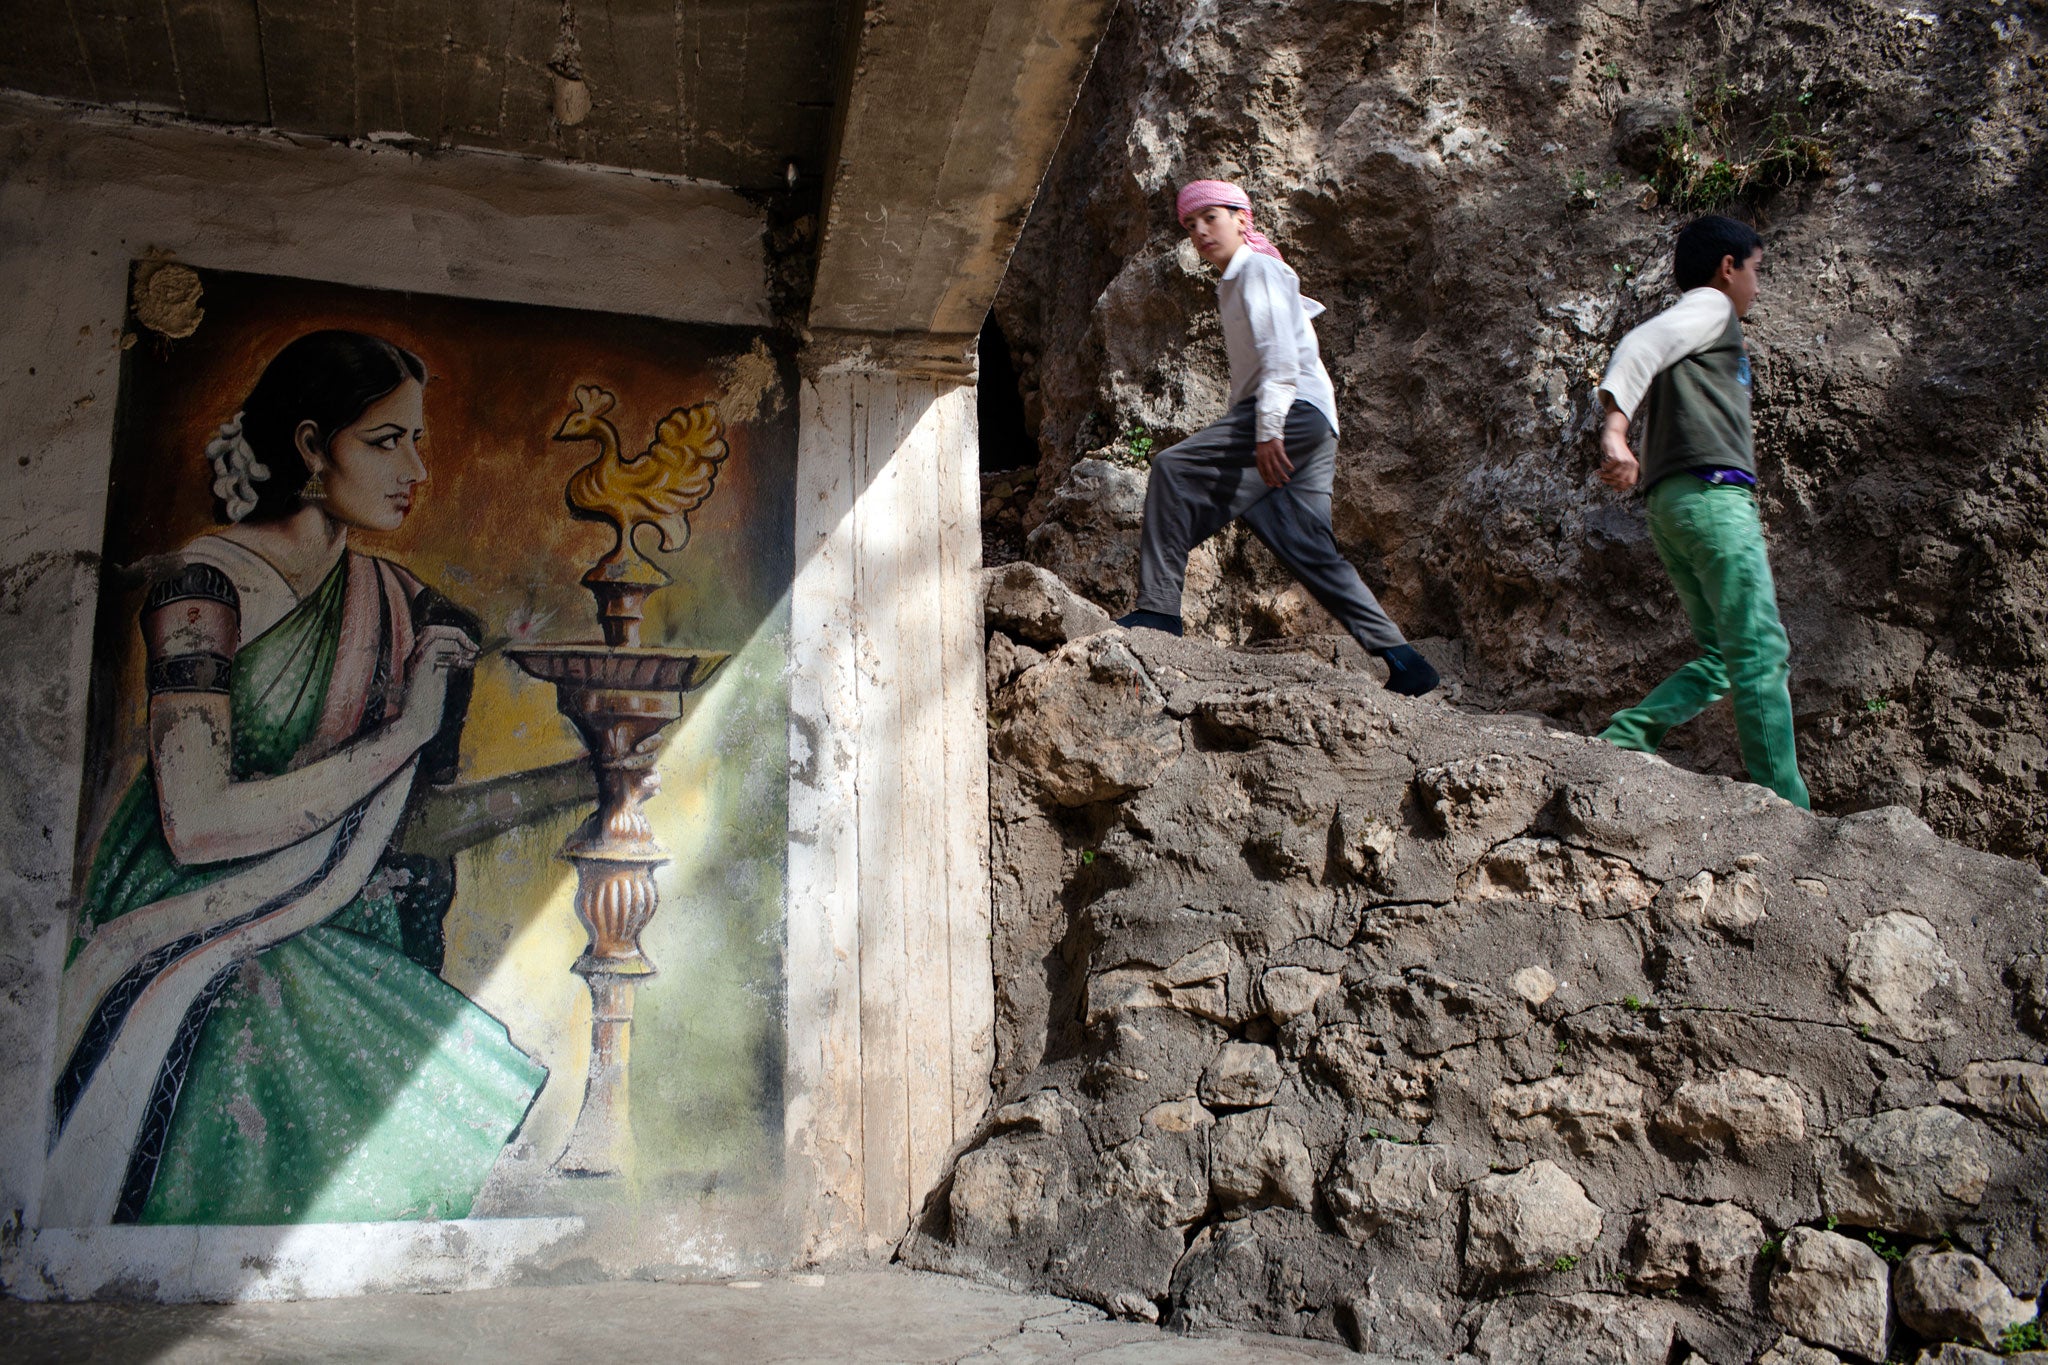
top-left (1134, 399), bottom-right (1408, 652)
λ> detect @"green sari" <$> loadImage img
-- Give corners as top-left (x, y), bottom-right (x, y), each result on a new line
top-left (54, 551), bottom-right (545, 1225)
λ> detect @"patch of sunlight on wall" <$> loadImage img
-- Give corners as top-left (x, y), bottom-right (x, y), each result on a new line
top-left (440, 591), bottom-right (792, 1194)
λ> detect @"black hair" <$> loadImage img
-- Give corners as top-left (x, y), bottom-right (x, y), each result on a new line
top-left (1673, 215), bottom-right (1764, 292)
top-left (223, 330), bottom-right (428, 524)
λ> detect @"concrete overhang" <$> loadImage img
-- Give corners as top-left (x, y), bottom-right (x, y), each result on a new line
top-left (807, 0), bottom-right (1112, 352)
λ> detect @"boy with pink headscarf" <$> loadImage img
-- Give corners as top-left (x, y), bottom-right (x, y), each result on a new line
top-left (1116, 179), bottom-right (1439, 696)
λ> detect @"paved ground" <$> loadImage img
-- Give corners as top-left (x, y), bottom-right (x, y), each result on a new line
top-left (1, 1269), bottom-right (1364, 1364)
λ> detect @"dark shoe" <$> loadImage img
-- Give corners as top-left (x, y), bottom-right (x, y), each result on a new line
top-left (1115, 609), bottom-right (1184, 637)
top-left (1379, 644), bottom-right (1440, 697)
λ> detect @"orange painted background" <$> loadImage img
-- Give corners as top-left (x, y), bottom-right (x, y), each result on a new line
top-left (81, 266), bottom-right (797, 860)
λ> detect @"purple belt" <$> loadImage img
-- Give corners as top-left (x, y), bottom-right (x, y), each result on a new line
top-left (1690, 466), bottom-right (1756, 487)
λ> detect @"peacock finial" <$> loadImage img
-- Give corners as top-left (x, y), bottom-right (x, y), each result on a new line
top-left (551, 384), bottom-right (733, 644)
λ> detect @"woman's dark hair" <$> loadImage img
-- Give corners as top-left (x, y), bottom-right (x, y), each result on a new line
top-left (223, 330), bottom-right (428, 524)
top-left (1673, 215), bottom-right (1764, 292)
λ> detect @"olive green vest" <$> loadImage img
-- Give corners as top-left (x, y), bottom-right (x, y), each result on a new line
top-left (1639, 308), bottom-right (1754, 491)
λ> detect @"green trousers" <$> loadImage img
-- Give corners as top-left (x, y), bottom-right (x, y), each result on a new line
top-left (1599, 476), bottom-right (1811, 808)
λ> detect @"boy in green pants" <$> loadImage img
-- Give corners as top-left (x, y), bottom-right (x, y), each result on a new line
top-left (1593, 214), bottom-right (1811, 808)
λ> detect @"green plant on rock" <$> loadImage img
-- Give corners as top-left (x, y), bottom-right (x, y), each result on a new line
top-left (1112, 423), bottom-right (1156, 469)
top-left (1565, 167), bottom-right (1627, 210)
top-left (1649, 87), bottom-right (1833, 211)
top-left (1758, 1237), bottom-right (1782, 1262)
top-left (1622, 994), bottom-right (1649, 1013)
top-left (1864, 1229), bottom-right (1907, 1264)
top-left (1551, 1254), bottom-right (1579, 1273)
top-left (2002, 1319), bottom-right (2045, 1354)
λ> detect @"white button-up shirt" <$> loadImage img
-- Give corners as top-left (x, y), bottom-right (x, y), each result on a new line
top-left (1218, 243), bottom-right (1340, 443)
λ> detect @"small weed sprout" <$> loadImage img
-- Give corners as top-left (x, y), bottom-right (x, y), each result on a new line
top-left (1622, 994), bottom-right (1648, 1013)
top-left (1758, 1237), bottom-right (1782, 1262)
top-left (1864, 1229), bottom-right (1906, 1264)
top-left (1079, 850), bottom-right (1097, 866)
top-left (1863, 697), bottom-right (1891, 714)
top-left (1551, 1254), bottom-right (1579, 1273)
top-left (1824, 1213), bottom-right (1839, 1232)
top-left (1565, 167), bottom-right (1627, 209)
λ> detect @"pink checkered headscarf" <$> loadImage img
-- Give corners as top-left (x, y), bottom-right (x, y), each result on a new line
top-left (1175, 179), bottom-right (1285, 262)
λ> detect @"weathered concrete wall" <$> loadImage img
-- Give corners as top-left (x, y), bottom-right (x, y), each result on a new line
top-left (0, 96), bottom-right (803, 1298)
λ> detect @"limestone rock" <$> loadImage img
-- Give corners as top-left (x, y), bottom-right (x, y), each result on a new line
top-left (1661, 1068), bottom-right (1808, 1154)
top-left (1197, 1042), bottom-right (1283, 1109)
top-left (1489, 1068), bottom-right (1646, 1152)
top-left (991, 632), bottom-right (1181, 806)
top-left (1468, 1293), bottom-right (1678, 1365)
top-left (1820, 1107), bottom-right (1990, 1237)
top-left (1893, 1248), bottom-right (2036, 1351)
top-left (1508, 965), bottom-right (1557, 1006)
top-left (1758, 1336), bottom-right (1846, 1365)
top-left (2014, 956), bottom-right (2048, 1039)
top-left (986, 630), bottom-right (1046, 690)
top-left (1323, 1138), bottom-right (1454, 1244)
top-left (1098, 1133), bottom-right (1209, 1230)
top-left (1768, 1227), bottom-right (1891, 1362)
top-left (1914, 1346), bottom-right (2003, 1365)
top-left (1208, 1109), bottom-right (1313, 1215)
top-left (1631, 1197), bottom-right (1765, 1306)
top-left (1463, 1160), bottom-right (1603, 1278)
top-left (1664, 868), bottom-right (1770, 934)
top-left (982, 560), bottom-right (1113, 648)
top-left (991, 1088), bottom-right (1069, 1136)
top-left (1142, 1098), bottom-right (1214, 1133)
top-left (1257, 965), bottom-right (1335, 1023)
top-left (1842, 911), bottom-right (1968, 1041)
top-left (950, 1138), bottom-right (1071, 1245)
top-left (1937, 1060), bottom-right (2048, 1130)
top-left (1338, 1282), bottom-right (1457, 1359)
top-left (1461, 836), bottom-right (1657, 916)
top-left (1089, 941), bottom-right (1234, 1026)
top-left (1022, 458), bottom-right (1145, 613)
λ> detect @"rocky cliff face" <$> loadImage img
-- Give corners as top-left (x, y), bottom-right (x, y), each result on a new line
top-left (901, 566), bottom-right (2048, 1362)
top-left (988, 0), bottom-right (2047, 869)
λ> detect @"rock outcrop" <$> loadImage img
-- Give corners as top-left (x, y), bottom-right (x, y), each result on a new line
top-left (901, 572), bottom-right (2048, 1360)
top-left (989, 0), bottom-right (2048, 869)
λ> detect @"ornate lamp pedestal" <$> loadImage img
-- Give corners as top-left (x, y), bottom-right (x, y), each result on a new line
top-left (508, 470), bottom-right (729, 1176)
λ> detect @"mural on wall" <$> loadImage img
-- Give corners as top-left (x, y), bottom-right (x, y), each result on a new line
top-left (51, 266), bottom-right (795, 1227)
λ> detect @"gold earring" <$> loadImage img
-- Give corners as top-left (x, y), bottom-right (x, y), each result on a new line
top-left (301, 469), bottom-right (328, 501)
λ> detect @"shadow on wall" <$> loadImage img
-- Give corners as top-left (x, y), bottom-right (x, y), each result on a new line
top-left (23, 264), bottom-right (802, 1300)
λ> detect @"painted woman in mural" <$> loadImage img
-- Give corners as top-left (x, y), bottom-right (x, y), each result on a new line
top-left (46, 331), bottom-right (546, 1226)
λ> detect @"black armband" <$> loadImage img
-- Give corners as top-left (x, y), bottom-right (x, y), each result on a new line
top-left (145, 562), bottom-right (240, 614)
top-left (148, 652), bottom-right (233, 695)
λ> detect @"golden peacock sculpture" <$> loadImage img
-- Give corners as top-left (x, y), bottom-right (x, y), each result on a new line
top-left (554, 384), bottom-right (730, 588)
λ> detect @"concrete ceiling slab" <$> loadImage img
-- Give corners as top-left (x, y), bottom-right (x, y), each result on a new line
top-left (0, 0), bottom-right (845, 190)
top-left (807, 0), bottom-right (1112, 342)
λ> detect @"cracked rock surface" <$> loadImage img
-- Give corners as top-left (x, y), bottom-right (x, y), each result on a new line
top-left (902, 577), bottom-right (2048, 1361)
top-left (990, 0), bottom-right (2048, 871)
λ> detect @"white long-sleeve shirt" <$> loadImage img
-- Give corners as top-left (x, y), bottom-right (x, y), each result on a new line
top-left (1597, 287), bottom-right (1737, 418)
top-left (1218, 244), bottom-right (1340, 443)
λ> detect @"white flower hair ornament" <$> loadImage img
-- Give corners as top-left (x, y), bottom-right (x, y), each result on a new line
top-left (205, 412), bottom-right (270, 523)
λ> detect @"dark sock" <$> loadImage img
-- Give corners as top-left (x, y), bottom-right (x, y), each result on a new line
top-left (1379, 644), bottom-right (1440, 697)
top-left (1115, 609), bottom-right (1183, 637)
